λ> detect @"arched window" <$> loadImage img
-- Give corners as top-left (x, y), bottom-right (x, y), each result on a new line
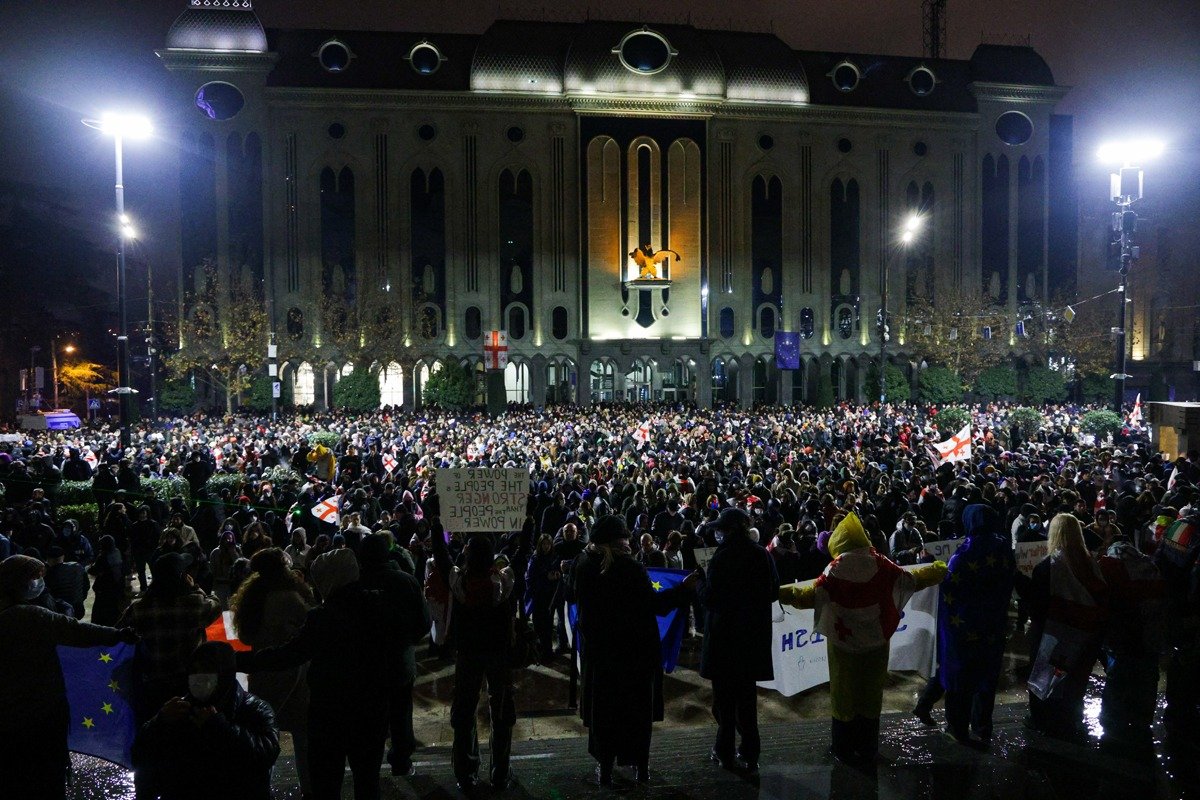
top-left (551, 306), bottom-right (568, 340)
top-left (417, 305), bottom-right (440, 340)
top-left (837, 307), bottom-right (854, 340)
top-left (800, 307), bottom-right (815, 339)
top-left (294, 362), bottom-right (315, 406)
top-left (504, 361), bottom-right (530, 403)
top-left (507, 305), bottom-right (527, 340)
top-left (719, 307), bottom-right (735, 339)
top-left (759, 306), bottom-right (777, 339)
top-left (464, 306), bottom-right (482, 340)
top-left (378, 363), bottom-right (404, 407)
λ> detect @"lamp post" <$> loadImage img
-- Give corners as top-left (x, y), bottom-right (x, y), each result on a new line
top-left (880, 214), bottom-right (922, 403)
top-left (82, 112), bottom-right (152, 449)
top-left (1098, 139), bottom-right (1163, 413)
top-left (51, 341), bottom-right (76, 409)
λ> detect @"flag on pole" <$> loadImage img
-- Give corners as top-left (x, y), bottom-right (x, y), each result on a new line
top-left (205, 611), bottom-right (251, 652)
top-left (1128, 393), bottom-right (1143, 426)
top-left (311, 498), bottom-right (339, 525)
top-left (483, 330), bottom-right (509, 371)
top-left (632, 420), bottom-right (652, 448)
top-left (382, 453), bottom-right (398, 473)
top-left (932, 423), bottom-right (972, 464)
top-left (1167, 466), bottom-right (1180, 493)
top-left (61, 642), bottom-right (136, 768)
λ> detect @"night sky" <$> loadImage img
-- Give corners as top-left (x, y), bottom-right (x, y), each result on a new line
top-left (0, 0), bottom-right (1197, 287)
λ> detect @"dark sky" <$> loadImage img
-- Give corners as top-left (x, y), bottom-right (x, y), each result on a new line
top-left (1, 0), bottom-right (1197, 275)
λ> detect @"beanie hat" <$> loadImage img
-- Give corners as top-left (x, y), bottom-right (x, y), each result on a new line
top-left (310, 548), bottom-right (359, 598)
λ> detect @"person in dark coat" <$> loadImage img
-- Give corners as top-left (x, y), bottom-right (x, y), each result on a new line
top-left (936, 504), bottom-right (1015, 746)
top-left (237, 548), bottom-right (408, 800)
top-left (358, 532), bottom-right (431, 778)
top-left (698, 508), bottom-right (779, 773)
top-left (568, 515), bottom-right (697, 787)
top-left (132, 640), bottom-right (279, 800)
top-left (524, 534), bottom-right (561, 662)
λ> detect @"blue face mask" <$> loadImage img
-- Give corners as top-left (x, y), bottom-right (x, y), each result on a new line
top-left (22, 578), bottom-right (45, 601)
top-left (714, 531), bottom-right (726, 545)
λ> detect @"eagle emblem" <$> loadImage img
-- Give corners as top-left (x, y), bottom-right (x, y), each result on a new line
top-left (628, 244), bottom-right (681, 281)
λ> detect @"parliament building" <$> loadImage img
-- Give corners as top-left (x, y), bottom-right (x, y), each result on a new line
top-left (158, 0), bottom-right (1075, 409)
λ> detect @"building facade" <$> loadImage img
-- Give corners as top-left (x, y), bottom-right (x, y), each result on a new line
top-left (158, 0), bottom-right (1072, 409)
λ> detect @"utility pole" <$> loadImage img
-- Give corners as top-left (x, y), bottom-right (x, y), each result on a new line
top-left (147, 259), bottom-right (157, 419)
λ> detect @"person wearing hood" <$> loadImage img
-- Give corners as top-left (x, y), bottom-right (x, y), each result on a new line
top-left (779, 512), bottom-right (946, 765)
top-left (935, 504), bottom-right (1016, 747)
top-left (306, 444), bottom-right (336, 483)
top-left (0, 554), bottom-right (138, 800)
top-left (236, 547), bottom-right (410, 800)
top-left (132, 640), bottom-right (280, 800)
top-left (698, 508), bottom-right (779, 774)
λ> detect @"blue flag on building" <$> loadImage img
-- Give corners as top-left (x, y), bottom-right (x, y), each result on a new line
top-left (774, 331), bottom-right (801, 370)
top-left (60, 642), bottom-right (136, 768)
top-left (569, 567), bottom-right (691, 674)
top-left (646, 567), bottom-right (690, 673)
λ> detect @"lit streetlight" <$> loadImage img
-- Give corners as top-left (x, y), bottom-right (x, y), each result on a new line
top-left (1097, 138), bottom-right (1163, 411)
top-left (82, 112), bottom-right (153, 448)
top-left (51, 340), bottom-right (76, 409)
top-left (880, 214), bottom-right (923, 403)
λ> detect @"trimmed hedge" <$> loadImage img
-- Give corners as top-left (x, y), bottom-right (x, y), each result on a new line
top-left (59, 503), bottom-right (100, 533)
top-left (307, 431), bottom-right (342, 450)
top-left (1081, 409), bottom-right (1123, 440)
top-left (932, 406), bottom-right (971, 436)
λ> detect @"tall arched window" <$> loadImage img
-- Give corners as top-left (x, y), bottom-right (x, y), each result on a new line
top-left (378, 363), bottom-right (404, 407)
top-left (294, 362), bottom-right (316, 406)
top-left (320, 166), bottom-right (356, 300)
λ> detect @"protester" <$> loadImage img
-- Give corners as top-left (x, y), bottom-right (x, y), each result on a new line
top-left (131, 640), bottom-right (280, 799)
top-left (44, 545), bottom-right (90, 619)
top-left (524, 533), bottom-right (561, 663)
top-left (230, 547), bottom-right (316, 798)
top-left (88, 534), bottom-right (128, 625)
top-left (0, 554), bottom-right (138, 800)
top-left (780, 512), bottom-right (946, 766)
top-left (698, 508), bottom-right (779, 774)
top-left (1153, 515), bottom-right (1200, 733)
top-left (569, 514), bottom-right (698, 786)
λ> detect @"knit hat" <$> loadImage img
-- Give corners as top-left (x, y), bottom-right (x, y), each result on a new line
top-left (590, 514), bottom-right (630, 545)
top-left (0, 554), bottom-right (44, 599)
top-left (310, 548), bottom-right (359, 597)
top-left (715, 507), bottom-right (752, 538)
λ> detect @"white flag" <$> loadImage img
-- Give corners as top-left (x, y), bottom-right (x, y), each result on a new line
top-left (311, 498), bottom-right (339, 525)
top-left (382, 453), bottom-right (398, 474)
top-left (1128, 393), bottom-right (1142, 426)
top-left (632, 420), bottom-right (651, 449)
top-left (932, 423), bottom-right (972, 464)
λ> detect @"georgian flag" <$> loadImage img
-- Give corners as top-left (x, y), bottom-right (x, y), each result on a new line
top-left (632, 420), bottom-right (652, 449)
top-left (83, 449), bottom-right (98, 470)
top-left (1128, 393), bottom-right (1143, 426)
top-left (311, 498), bottom-right (339, 525)
top-left (382, 453), bottom-right (398, 474)
top-left (211, 446), bottom-right (224, 463)
top-left (932, 423), bottom-right (972, 464)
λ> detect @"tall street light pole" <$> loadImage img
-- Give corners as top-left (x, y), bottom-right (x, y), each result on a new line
top-left (881, 214), bottom-right (922, 404)
top-left (1098, 139), bottom-right (1163, 413)
top-left (83, 113), bottom-right (152, 449)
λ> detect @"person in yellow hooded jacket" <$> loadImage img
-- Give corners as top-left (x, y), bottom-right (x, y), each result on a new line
top-left (779, 512), bottom-right (946, 765)
top-left (306, 444), bottom-right (336, 483)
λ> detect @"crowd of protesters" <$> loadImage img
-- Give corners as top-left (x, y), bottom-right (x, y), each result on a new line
top-left (0, 398), bottom-right (1198, 798)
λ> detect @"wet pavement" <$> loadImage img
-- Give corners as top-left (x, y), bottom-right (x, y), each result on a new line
top-left (67, 630), bottom-right (1198, 799)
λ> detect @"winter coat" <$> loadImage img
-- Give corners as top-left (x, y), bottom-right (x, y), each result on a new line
top-left (698, 534), bottom-right (779, 682)
top-left (236, 588), bottom-right (312, 732)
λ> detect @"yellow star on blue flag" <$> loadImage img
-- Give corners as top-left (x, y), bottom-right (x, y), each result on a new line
top-left (60, 642), bottom-right (135, 768)
top-left (651, 580), bottom-right (664, 591)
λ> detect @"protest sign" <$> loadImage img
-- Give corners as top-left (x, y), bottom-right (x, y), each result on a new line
top-left (757, 569), bottom-right (938, 698)
top-left (437, 467), bottom-right (528, 533)
top-left (692, 547), bottom-right (717, 569)
top-left (923, 539), bottom-right (963, 562)
top-left (1015, 540), bottom-right (1049, 578)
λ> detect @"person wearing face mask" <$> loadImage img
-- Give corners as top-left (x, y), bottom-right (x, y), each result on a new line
top-left (132, 640), bottom-right (280, 800)
top-left (0, 554), bottom-right (139, 800)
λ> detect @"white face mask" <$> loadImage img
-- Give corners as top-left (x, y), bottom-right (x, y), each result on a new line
top-left (22, 578), bottom-right (45, 600)
top-left (188, 673), bottom-right (220, 703)
top-left (714, 532), bottom-right (726, 545)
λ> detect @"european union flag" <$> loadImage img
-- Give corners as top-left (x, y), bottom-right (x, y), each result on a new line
top-left (646, 567), bottom-right (690, 673)
top-left (59, 642), bottom-right (136, 768)
top-left (774, 331), bottom-right (801, 370)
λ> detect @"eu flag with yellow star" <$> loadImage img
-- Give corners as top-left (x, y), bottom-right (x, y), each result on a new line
top-left (59, 642), bottom-right (136, 768)
top-left (647, 568), bottom-right (689, 673)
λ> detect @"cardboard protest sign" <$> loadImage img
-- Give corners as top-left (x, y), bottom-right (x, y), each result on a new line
top-left (923, 539), bottom-right (964, 562)
top-left (1015, 541), bottom-right (1049, 578)
top-left (436, 467), bottom-right (528, 533)
top-left (692, 547), bottom-right (717, 569)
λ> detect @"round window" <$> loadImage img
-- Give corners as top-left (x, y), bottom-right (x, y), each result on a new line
top-left (837, 138), bottom-right (853, 154)
top-left (506, 126), bottom-right (525, 143)
top-left (328, 122), bottom-right (346, 140)
top-left (913, 141), bottom-right (928, 157)
top-left (417, 124), bottom-right (436, 142)
top-left (409, 42), bottom-right (442, 75)
top-left (318, 40), bottom-right (353, 73)
top-left (616, 29), bottom-right (674, 74)
top-left (758, 134), bottom-right (775, 151)
top-left (194, 82), bottom-right (244, 121)
top-left (907, 66), bottom-right (936, 96)
top-left (832, 61), bottom-right (860, 92)
top-left (995, 111), bottom-right (1034, 146)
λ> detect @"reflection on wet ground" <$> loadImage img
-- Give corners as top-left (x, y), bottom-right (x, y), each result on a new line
top-left (68, 633), bottom-right (1197, 799)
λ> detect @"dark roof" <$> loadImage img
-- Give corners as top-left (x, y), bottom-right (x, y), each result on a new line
top-left (265, 29), bottom-right (479, 91)
top-left (969, 44), bottom-right (1055, 86)
top-left (797, 51), bottom-right (977, 112)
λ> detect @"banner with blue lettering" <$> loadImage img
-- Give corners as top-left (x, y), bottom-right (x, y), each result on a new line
top-left (757, 572), bottom-right (938, 697)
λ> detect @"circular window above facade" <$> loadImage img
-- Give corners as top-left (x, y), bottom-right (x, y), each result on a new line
top-left (831, 61), bottom-right (860, 92)
top-left (837, 137), bottom-right (853, 154)
top-left (506, 126), bottom-right (525, 143)
top-left (328, 122), bottom-right (346, 139)
top-left (758, 134), bottom-right (775, 151)
top-left (417, 124), bottom-right (437, 142)
top-left (194, 82), bottom-right (244, 121)
top-left (913, 141), bottom-right (928, 157)
top-left (317, 39), bottom-right (353, 73)
top-left (995, 111), bottom-right (1034, 146)
top-left (614, 28), bottom-right (676, 75)
top-left (907, 66), bottom-right (936, 96)
top-left (408, 42), bottom-right (443, 75)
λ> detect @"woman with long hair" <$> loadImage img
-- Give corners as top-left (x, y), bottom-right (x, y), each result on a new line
top-left (1026, 513), bottom-right (1108, 739)
top-left (231, 547), bottom-right (315, 798)
top-left (568, 515), bottom-right (698, 786)
top-left (88, 534), bottom-right (128, 626)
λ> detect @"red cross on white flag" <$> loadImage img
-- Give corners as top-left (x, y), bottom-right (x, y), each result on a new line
top-left (382, 453), bottom-right (398, 474)
top-left (311, 498), bottom-right (340, 525)
top-left (83, 449), bottom-right (98, 470)
top-left (632, 420), bottom-right (652, 449)
top-left (211, 447), bottom-right (224, 463)
top-left (1128, 393), bottom-right (1142, 426)
top-left (933, 423), bottom-right (973, 464)
top-left (483, 330), bottom-right (509, 371)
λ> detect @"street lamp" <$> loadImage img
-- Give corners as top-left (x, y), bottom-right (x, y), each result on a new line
top-left (880, 214), bottom-right (922, 403)
top-left (82, 112), bottom-right (153, 449)
top-left (1098, 138), bottom-right (1163, 412)
top-left (51, 341), bottom-right (76, 409)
